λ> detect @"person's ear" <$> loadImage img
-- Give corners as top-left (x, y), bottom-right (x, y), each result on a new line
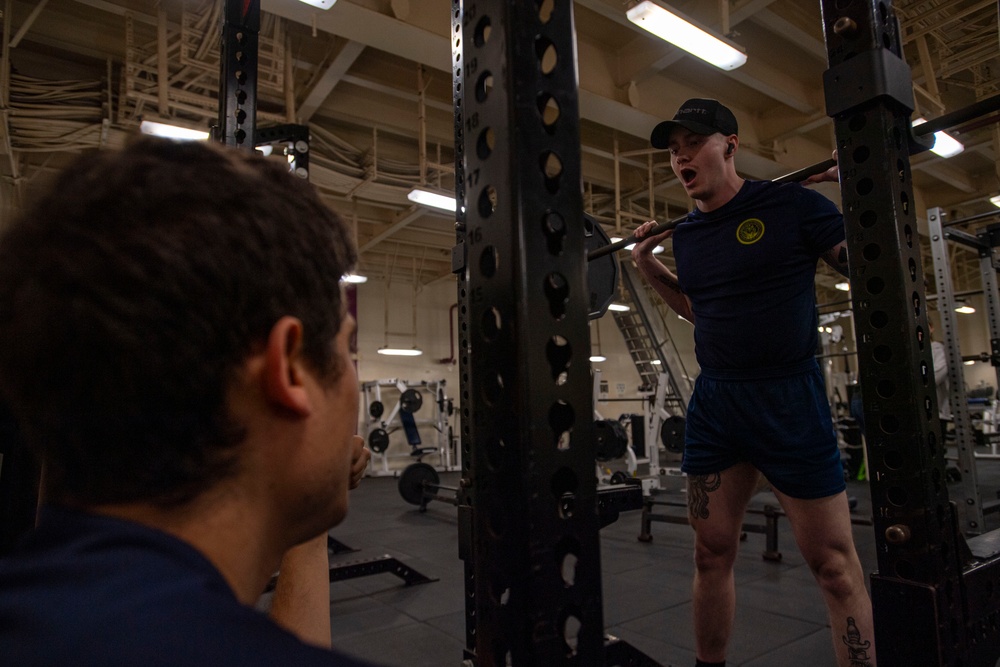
top-left (263, 316), bottom-right (311, 417)
top-left (726, 142), bottom-right (735, 155)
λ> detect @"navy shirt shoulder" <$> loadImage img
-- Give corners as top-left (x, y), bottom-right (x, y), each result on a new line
top-left (0, 507), bottom-right (378, 667)
top-left (672, 179), bottom-right (844, 372)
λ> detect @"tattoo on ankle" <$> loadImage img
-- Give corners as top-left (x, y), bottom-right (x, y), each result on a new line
top-left (841, 616), bottom-right (873, 667)
top-left (688, 473), bottom-right (721, 519)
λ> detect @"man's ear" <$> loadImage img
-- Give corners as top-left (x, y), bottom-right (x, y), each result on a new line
top-left (263, 316), bottom-right (312, 417)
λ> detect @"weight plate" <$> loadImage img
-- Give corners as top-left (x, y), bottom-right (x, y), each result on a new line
top-left (368, 428), bottom-right (390, 453)
top-left (398, 462), bottom-right (440, 505)
top-left (369, 400), bottom-right (384, 419)
top-left (400, 389), bottom-right (423, 414)
top-left (610, 470), bottom-right (630, 485)
top-left (583, 212), bottom-right (620, 320)
top-left (594, 418), bottom-right (629, 462)
top-left (660, 415), bottom-right (686, 453)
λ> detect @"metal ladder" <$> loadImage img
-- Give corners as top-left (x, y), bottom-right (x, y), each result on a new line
top-left (613, 261), bottom-right (693, 414)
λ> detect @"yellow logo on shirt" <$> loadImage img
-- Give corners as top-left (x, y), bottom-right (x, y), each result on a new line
top-left (736, 218), bottom-right (765, 245)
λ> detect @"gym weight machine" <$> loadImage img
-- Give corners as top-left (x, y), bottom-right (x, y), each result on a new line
top-left (361, 379), bottom-right (459, 475)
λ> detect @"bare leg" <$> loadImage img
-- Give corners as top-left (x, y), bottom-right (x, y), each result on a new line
top-left (688, 462), bottom-right (760, 663)
top-left (774, 489), bottom-right (876, 667)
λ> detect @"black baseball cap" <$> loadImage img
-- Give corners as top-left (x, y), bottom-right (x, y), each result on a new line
top-left (650, 98), bottom-right (739, 149)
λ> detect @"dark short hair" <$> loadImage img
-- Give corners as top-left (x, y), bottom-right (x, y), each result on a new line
top-left (0, 137), bottom-right (357, 507)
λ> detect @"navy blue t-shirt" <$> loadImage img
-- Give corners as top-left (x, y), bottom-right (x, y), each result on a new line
top-left (0, 506), bottom-right (378, 666)
top-left (673, 179), bottom-right (844, 373)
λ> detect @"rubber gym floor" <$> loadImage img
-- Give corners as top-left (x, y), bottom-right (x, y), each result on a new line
top-left (262, 457), bottom-right (1000, 667)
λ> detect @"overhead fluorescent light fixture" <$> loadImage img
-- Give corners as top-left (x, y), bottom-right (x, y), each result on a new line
top-left (607, 303), bottom-right (631, 312)
top-left (835, 281), bottom-right (850, 292)
top-left (377, 347), bottom-right (423, 356)
top-left (913, 118), bottom-right (964, 158)
top-left (626, 0), bottom-right (747, 71)
top-left (990, 195), bottom-right (1000, 209)
top-left (650, 359), bottom-right (662, 365)
top-left (407, 186), bottom-right (457, 213)
top-left (295, 0), bottom-right (337, 9)
top-left (589, 354), bottom-right (607, 363)
top-left (140, 120), bottom-right (209, 141)
top-left (341, 273), bottom-right (368, 284)
top-left (955, 301), bottom-right (976, 315)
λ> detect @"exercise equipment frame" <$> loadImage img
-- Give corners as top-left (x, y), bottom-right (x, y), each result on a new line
top-left (822, 1), bottom-right (1000, 664)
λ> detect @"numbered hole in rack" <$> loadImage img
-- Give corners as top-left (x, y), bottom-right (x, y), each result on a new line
top-left (537, 0), bottom-right (555, 23)
top-left (485, 435), bottom-right (506, 471)
top-left (476, 127), bottom-right (495, 160)
top-left (549, 400), bottom-right (574, 449)
top-left (862, 243), bottom-right (881, 261)
top-left (483, 370), bottom-right (504, 405)
top-left (481, 307), bottom-right (502, 341)
top-left (904, 224), bottom-right (913, 248)
top-left (475, 71), bottom-right (494, 103)
top-left (869, 310), bottom-right (888, 329)
top-left (892, 125), bottom-right (903, 151)
top-left (536, 36), bottom-right (558, 74)
top-left (491, 578), bottom-right (511, 606)
top-left (897, 158), bottom-right (906, 183)
top-left (880, 414), bottom-right (900, 435)
top-left (480, 245), bottom-right (499, 277)
top-left (551, 467), bottom-right (578, 518)
top-left (544, 272), bottom-right (570, 319)
top-left (543, 211), bottom-right (566, 255)
top-left (855, 177), bottom-right (874, 196)
top-left (852, 145), bottom-right (870, 164)
top-left (883, 449), bottom-right (903, 470)
top-left (900, 190), bottom-right (910, 215)
top-left (537, 93), bottom-right (561, 132)
top-left (540, 151), bottom-right (563, 193)
top-left (873, 345), bottom-right (893, 363)
top-left (866, 276), bottom-right (884, 295)
top-left (546, 335), bottom-right (572, 384)
top-left (478, 185), bottom-right (498, 218)
top-left (556, 536), bottom-right (580, 587)
top-left (912, 291), bottom-right (921, 317)
top-left (908, 257), bottom-right (917, 282)
top-left (886, 485), bottom-right (908, 507)
top-left (474, 15), bottom-right (491, 47)
top-left (876, 379), bottom-right (895, 399)
top-left (849, 115), bottom-right (867, 132)
top-left (488, 499), bottom-right (508, 538)
top-left (563, 612), bottom-right (581, 657)
top-left (860, 210), bottom-right (877, 228)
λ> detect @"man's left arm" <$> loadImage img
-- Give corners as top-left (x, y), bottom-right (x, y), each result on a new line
top-left (821, 240), bottom-right (850, 278)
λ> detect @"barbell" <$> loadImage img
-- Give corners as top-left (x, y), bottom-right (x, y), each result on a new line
top-left (586, 94), bottom-right (1000, 263)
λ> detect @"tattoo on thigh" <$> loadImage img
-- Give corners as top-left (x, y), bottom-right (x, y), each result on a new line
top-left (687, 473), bottom-right (721, 520)
top-left (841, 616), bottom-right (873, 666)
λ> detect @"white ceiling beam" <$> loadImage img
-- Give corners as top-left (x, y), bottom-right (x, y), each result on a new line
top-left (298, 40), bottom-right (365, 122)
top-left (10, 0), bottom-right (50, 49)
top-left (262, 0), bottom-right (450, 71)
top-left (359, 205), bottom-right (431, 254)
top-left (748, 9), bottom-right (826, 63)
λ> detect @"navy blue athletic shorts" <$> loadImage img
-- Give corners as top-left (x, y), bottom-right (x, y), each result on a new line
top-left (681, 358), bottom-right (845, 499)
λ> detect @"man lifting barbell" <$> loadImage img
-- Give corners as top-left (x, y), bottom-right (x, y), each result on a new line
top-left (631, 98), bottom-right (875, 667)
